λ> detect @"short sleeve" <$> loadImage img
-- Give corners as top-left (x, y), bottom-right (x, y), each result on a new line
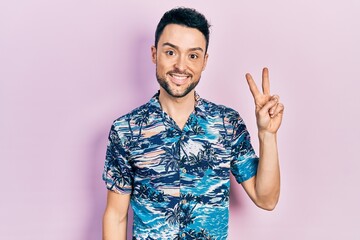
top-left (102, 123), bottom-right (134, 194)
top-left (230, 114), bottom-right (259, 183)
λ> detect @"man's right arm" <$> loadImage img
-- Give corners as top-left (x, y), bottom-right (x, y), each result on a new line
top-left (103, 190), bottom-right (131, 240)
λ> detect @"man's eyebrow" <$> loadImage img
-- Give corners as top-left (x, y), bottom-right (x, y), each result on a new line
top-left (189, 47), bottom-right (204, 52)
top-left (162, 42), bottom-right (179, 49)
top-left (162, 42), bottom-right (204, 52)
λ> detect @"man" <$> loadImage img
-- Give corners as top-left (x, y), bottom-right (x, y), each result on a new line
top-left (102, 7), bottom-right (284, 240)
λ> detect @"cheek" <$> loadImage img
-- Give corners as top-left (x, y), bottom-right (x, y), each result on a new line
top-left (156, 60), bottom-right (166, 70)
top-left (192, 64), bottom-right (205, 74)
top-left (157, 58), bottom-right (174, 69)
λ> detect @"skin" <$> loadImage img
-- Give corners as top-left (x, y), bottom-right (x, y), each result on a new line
top-left (103, 23), bottom-right (284, 240)
top-left (102, 190), bottom-right (130, 240)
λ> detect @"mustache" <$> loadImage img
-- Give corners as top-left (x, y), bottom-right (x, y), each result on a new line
top-left (167, 70), bottom-right (192, 77)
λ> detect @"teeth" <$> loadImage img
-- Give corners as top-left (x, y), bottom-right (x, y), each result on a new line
top-left (171, 74), bottom-right (188, 80)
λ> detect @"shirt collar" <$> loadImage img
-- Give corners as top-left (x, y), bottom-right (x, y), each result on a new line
top-left (147, 90), bottom-right (207, 120)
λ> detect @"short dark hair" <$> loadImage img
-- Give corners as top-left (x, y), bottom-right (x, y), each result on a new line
top-left (155, 7), bottom-right (211, 53)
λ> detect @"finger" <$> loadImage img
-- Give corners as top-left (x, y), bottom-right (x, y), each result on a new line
top-left (259, 96), bottom-right (278, 116)
top-left (269, 95), bottom-right (280, 115)
top-left (262, 67), bottom-right (270, 95)
top-left (269, 103), bottom-right (278, 116)
top-left (271, 103), bottom-right (284, 118)
top-left (245, 73), bottom-right (261, 98)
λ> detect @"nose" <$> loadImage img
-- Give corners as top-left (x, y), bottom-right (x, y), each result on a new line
top-left (174, 55), bottom-right (187, 72)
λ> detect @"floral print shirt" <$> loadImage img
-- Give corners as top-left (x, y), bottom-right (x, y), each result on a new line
top-left (102, 91), bottom-right (259, 240)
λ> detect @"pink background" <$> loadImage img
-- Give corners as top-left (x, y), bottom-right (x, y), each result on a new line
top-left (1, 1), bottom-right (360, 239)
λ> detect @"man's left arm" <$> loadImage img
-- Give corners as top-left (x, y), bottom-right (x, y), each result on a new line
top-left (241, 67), bottom-right (284, 211)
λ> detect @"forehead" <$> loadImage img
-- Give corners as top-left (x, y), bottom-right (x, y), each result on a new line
top-left (158, 24), bottom-right (206, 50)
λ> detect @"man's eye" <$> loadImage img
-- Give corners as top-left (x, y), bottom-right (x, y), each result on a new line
top-left (166, 50), bottom-right (175, 56)
top-left (190, 54), bottom-right (198, 59)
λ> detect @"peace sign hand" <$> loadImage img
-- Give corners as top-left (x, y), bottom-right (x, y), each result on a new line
top-left (246, 68), bottom-right (284, 134)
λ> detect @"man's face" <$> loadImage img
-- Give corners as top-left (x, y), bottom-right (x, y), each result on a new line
top-left (151, 24), bottom-right (208, 98)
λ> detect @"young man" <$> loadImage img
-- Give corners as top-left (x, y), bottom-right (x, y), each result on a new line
top-left (102, 7), bottom-right (284, 240)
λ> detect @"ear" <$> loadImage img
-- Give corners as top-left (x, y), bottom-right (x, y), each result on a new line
top-left (151, 46), bottom-right (157, 64)
top-left (202, 53), bottom-right (209, 71)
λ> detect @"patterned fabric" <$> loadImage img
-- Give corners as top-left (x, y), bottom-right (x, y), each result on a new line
top-left (102, 91), bottom-right (259, 240)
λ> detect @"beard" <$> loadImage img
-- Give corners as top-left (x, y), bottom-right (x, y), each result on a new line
top-left (156, 69), bottom-right (200, 98)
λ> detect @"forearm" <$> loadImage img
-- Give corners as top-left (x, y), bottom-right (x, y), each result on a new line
top-left (255, 131), bottom-right (280, 210)
top-left (103, 209), bottom-right (128, 240)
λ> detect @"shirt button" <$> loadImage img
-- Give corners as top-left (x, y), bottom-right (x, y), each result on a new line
top-left (182, 233), bottom-right (186, 237)
top-left (182, 199), bottom-right (187, 204)
top-left (180, 135), bottom-right (185, 140)
top-left (182, 169), bottom-right (186, 174)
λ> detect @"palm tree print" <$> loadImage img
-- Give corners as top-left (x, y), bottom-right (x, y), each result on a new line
top-left (133, 108), bottom-right (150, 141)
top-left (231, 139), bottom-right (251, 159)
top-left (161, 143), bottom-right (180, 173)
top-left (179, 204), bottom-right (196, 228)
top-left (181, 229), bottom-right (215, 240)
top-left (107, 165), bottom-right (132, 191)
top-left (188, 118), bottom-right (205, 136)
top-left (179, 193), bottom-right (203, 227)
top-left (218, 131), bottom-right (231, 148)
top-left (105, 136), bottom-right (133, 191)
top-left (182, 193), bottom-right (202, 204)
top-left (202, 142), bottom-right (217, 168)
top-left (183, 142), bottom-right (217, 175)
top-left (125, 114), bottom-right (134, 139)
top-left (165, 193), bottom-right (202, 228)
top-left (165, 203), bottom-right (182, 225)
top-left (219, 107), bottom-right (230, 136)
top-left (178, 137), bottom-right (190, 161)
top-left (135, 184), bottom-right (149, 198)
top-left (227, 110), bottom-right (240, 135)
top-left (133, 182), bottom-right (166, 202)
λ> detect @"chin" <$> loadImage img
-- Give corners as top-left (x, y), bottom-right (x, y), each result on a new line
top-left (157, 73), bottom-right (200, 98)
top-left (165, 89), bottom-right (189, 98)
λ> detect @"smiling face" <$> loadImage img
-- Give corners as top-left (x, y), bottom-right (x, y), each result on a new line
top-left (152, 24), bottom-right (208, 98)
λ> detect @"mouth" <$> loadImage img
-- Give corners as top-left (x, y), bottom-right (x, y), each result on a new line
top-left (168, 73), bottom-right (191, 85)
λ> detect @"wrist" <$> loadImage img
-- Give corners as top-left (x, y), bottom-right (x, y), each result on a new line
top-left (258, 130), bottom-right (277, 142)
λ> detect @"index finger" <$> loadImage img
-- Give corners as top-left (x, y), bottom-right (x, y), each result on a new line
top-left (262, 67), bottom-right (270, 95)
top-left (245, 73), bottom-right (261, 98)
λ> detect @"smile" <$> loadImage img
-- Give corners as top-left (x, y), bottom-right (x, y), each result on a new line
top-left (168, 73), bottom-right (190, 85)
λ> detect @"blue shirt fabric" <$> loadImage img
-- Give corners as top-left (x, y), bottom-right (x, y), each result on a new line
top-left (102, 92), bottom-right (259, 240)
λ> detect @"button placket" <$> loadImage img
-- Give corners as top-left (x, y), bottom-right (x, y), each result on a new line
top-left (178, 132), bottom-right (188, 237)
top-left (179, 133), bottom-right (188, 175)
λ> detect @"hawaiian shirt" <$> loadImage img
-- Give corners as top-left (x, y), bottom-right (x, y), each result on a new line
top-left (102, 91), bottom-right (259, 240)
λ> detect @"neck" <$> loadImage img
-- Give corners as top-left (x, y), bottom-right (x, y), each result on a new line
top-left (158, 88), bottom-right (196, 130)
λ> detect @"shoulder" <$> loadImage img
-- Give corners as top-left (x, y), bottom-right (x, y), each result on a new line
top-left (109, 101), bottom-right (154, 138)
top-left (113, 101), bottom-right (150, 124)
top-left (199, 97), bottom-right (242, 120)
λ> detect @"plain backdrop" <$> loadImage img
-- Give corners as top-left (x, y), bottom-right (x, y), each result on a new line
top-left (1, 0), bottom-right (360, 239)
